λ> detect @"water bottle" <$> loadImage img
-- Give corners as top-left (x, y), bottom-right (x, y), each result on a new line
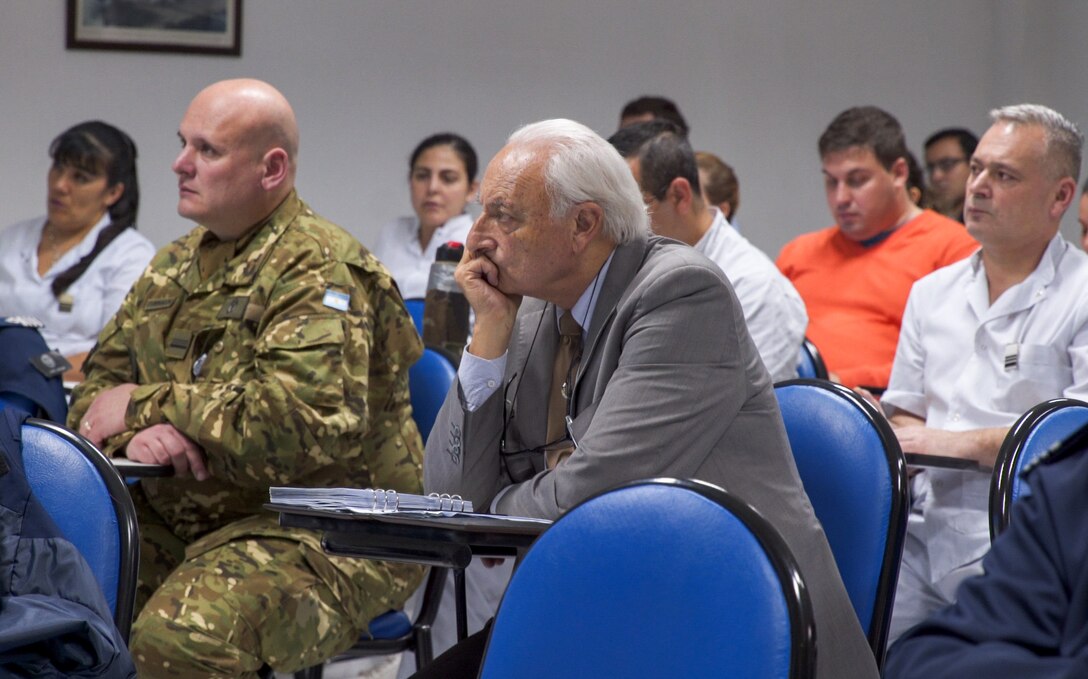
top-left (422, 241), bottom-right (469, 359)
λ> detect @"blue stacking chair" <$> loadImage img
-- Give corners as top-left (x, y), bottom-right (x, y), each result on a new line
top-left (795, 338), bottom-right (829, 380)
top-left (408, 348), bottom-right (458, 442)
top-left (403, 297), bottom-right (425, 335)
top-left (774, 379), bottom-right (907, 671)
top-left (478, 478), bottom-right (816, 679)
top-left (293, 345), bottom-right (458, 678)
top-left (20, 417), bottom-right (140, 642)
top-left (990, 398), bottom-right (1088, 539)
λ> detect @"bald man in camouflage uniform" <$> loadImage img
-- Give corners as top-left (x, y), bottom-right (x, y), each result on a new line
top-left (69, 79), bottom-right (424, 677)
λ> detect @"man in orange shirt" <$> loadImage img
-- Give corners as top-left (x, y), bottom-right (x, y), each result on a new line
top-left (777, 106), bottom-right (977, 390)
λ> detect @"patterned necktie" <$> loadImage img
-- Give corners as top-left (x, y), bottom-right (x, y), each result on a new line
top-left (546, 311), bottom-right (583, 469)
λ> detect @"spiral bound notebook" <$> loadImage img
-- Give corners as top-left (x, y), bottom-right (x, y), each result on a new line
top-left (269, 487), bottom-right (473, 515)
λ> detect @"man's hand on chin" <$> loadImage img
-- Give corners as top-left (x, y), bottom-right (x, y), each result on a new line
top-left (458, 249), bottom-right (520, 359)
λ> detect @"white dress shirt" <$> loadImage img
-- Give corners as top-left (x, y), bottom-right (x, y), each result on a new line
top-left (694, 209), bottom-right (807, 382)
top-left (372, 213), bottom-right (473, 300)
top-left (883, 234), bottom-right (1088, 583)
top-left (0, 215), bottom-right (155, 356)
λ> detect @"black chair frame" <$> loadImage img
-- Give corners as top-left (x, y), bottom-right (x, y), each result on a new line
top-left (989, 398), bottom-right (1088, 539)
top-left (773, 378), bottom-right (908, 669)
top-left (799, 338), bottom-right (829, 380)
top-left (25, 417), bottom-right (140, 642)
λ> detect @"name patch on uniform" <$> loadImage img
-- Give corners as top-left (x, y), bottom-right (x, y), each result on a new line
top-left (146, 298), bottom-right (176, 311)
top-left (57, 293), bottom-right (74, 313)
top-left (322, 289), bottom-right (350, 312)
top-left (1004, 343), bottom-right (1019, 371)
top-left (165, 329), bottom-right (193, 359)
top-left (243, 302), bottom-right (265, 324)
top-left (217, 296), bottom-right (250, 321)
top-left (30, 351), bottom-right (72, 378)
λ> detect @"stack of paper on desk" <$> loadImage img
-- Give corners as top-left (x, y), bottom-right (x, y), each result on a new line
top-left (269, 487), bottom-right (473, 515)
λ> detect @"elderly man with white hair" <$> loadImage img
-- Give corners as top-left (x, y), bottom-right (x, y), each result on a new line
top-left (420, 119), bottom-right (878, 679)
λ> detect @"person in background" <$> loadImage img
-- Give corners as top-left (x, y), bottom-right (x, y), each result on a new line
top-left (382, 128), bottom-right (527, 677)
top-left (777, 106), bottom-right (977, 390)
top-left (907, 151), bottom-right (928, 207)
top-left (695, 150), bottom-right (740, 222)
top-left (923, 127), bottom-right (978, 223)
top-left (1078, 177), bottom-right (1088, 251)
top-left (610, 121), bottom-right (807, 382)
top-left (374, 133), bottom-right (479, 299)
top-left (384, 136), bottom-right (508, 679)
top-left (618, 95), bottom-right (690, 135)
top-left (881, 104), bottom-right (1088, 642)
top-left (0, 121), bottom-right (154, 382)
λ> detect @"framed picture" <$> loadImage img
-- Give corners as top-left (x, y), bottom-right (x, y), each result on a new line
top-left (66, 0), bottom-right (243, 56)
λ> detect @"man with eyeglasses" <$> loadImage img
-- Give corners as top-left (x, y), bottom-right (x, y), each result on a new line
top-left (924, 128), bottom-right (979, 223)
top-left (420, 118), bottom-right (878, 679)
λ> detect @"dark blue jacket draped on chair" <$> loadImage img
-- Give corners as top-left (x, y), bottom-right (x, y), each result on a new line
top-left (0, 408), bottom-right (135, 678)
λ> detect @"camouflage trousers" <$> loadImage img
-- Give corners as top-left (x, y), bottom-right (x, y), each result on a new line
top-left (128, 487), bottom-right (423, 678)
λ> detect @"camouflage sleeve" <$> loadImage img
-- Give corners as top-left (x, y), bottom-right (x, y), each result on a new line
top-left (67, 286), bottom-right (141, 455)
top-left (123, 252), bottom-right (410, 485)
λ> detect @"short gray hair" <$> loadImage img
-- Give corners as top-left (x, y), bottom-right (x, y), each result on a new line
top-left (508, 119), bottom-right (650, 244)
top-left (990, 104), bottom-right (1083, 183)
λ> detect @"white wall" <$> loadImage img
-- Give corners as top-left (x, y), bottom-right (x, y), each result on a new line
top-left (0, 0), bottom-right (1081, 256)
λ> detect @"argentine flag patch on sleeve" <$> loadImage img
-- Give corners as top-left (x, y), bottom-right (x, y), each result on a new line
top-left (322, 288), bottom-right (351, 312)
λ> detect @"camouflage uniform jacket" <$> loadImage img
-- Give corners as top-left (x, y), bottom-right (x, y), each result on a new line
top-left (69, 191), bottom-right (423, 561)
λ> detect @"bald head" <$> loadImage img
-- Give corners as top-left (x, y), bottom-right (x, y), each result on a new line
top-left (192, 78), bottom-right (299, 168)
top-left (174, 79), bottom-right (299, 239)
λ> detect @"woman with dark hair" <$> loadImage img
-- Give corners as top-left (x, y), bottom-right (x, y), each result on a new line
top-left (0, 121), bottom-right (155, 381)
top-left (373, 133), bottom-right (479, 298)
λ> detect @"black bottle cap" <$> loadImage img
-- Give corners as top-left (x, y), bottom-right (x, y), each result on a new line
top-left (436, 241), bottom-right (464, 262)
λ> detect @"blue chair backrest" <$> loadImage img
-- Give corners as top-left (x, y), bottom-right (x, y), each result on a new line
top-left (794, 338), bottom-right (828, 380)
top-left (479, 478), bottom-right (815, 679)
top-left (20, 418), bottom-right (139, 640)
top-left (990, 398), bottom-right (1088, 538)
top-left (774, 379), bottom-right (907, 669)
top-left (404, 298), bottom-right (425, 335)
top-left (409, 348), bottom-right (457, 442)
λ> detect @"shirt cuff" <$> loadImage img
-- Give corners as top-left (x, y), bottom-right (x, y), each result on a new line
top-left (490, 484), bottom-right (515, 513)
top-left (458, 350), bottom-right (506, 412)
top-left (880, 390), bottom-right (925, 420)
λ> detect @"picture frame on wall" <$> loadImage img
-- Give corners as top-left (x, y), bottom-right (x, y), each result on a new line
top-left (66, 0), bottom-right (243, 56)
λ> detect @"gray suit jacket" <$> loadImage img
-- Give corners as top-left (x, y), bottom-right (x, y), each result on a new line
top-left (425, 234), bottom-right (878, 678)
